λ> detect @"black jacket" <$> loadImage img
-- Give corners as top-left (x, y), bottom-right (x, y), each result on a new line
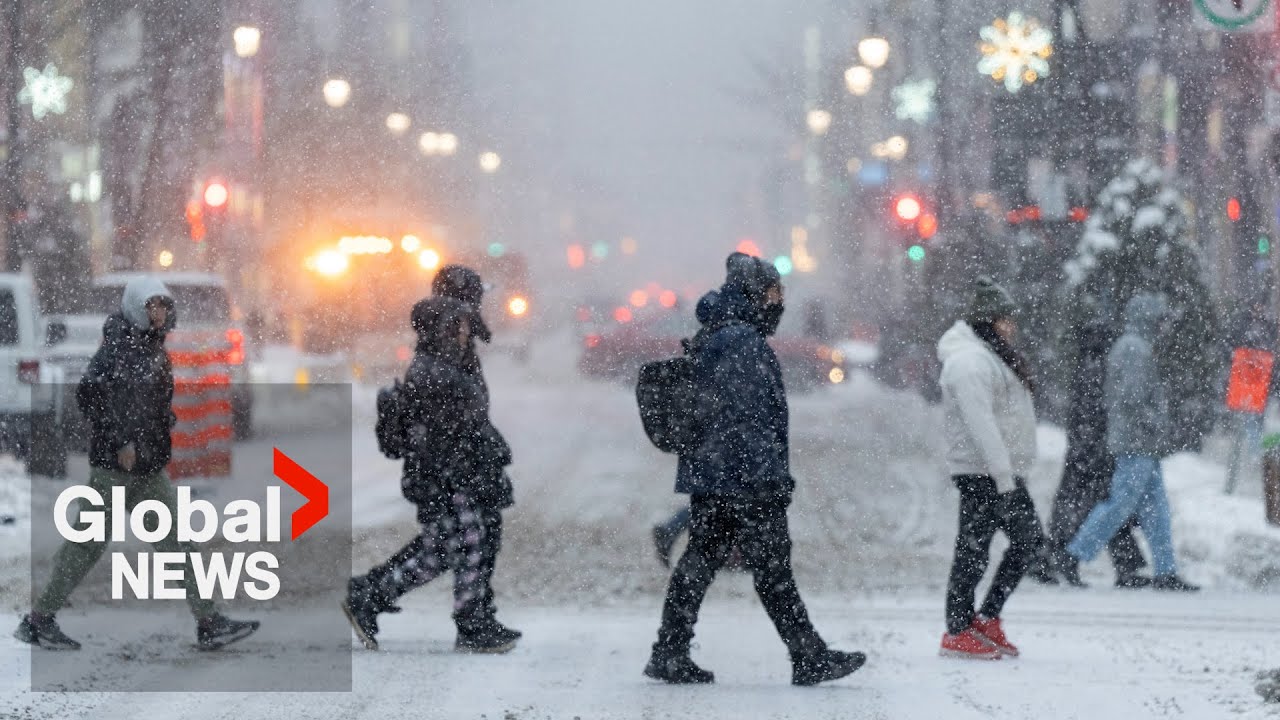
top-left (675, 288), bottom-right (792, 500)
top-left (77, 278), bottom-right (177, 476)
top-left (401, 298), bottom-right (513, 520)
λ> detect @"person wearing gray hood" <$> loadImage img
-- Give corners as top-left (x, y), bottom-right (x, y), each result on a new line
top-left (1062, 292), bottom-right (1199, 591)
top-left (937, 278), bottom-right (1045, 660)
top-left (16, 276), bottom-right (260, 651)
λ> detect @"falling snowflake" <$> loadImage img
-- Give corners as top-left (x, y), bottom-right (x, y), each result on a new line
top-left (977, 12), bottom-right (1052, 94)
top-left (892, 79), bottom-right (936, 123)
top-left (18, 64), bottom-right (73, 120)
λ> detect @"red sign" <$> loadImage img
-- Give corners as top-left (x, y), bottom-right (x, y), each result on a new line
top-left (1226, 347), bottom-right (1274, 413)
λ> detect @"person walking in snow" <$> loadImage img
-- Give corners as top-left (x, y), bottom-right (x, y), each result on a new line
top-left (429, 265), bottom-right (522, 646)
top-left (1059, 293), bottom-right (1200, 592)
top-left (644, 252), bottom-right (865, 686)
top-left (1045, 321), bottom-right (1149, 588)
top-left (938, 277), bottom-right (1044, 660)
top-left (16, 276), bottom-right (260, 651)
top-left (343, 295), bottom-right (519, 653)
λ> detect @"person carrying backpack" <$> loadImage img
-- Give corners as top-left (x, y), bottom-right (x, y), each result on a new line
top-left (642, 252), bottom-right (866, 687)
top-left (344, 295), bottom-right (518, 653)
top-left (16, 276), bottom-right (259, 651)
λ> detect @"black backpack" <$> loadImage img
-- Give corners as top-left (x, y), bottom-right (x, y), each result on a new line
top-left (375, 380), bottom-right (410, 459)
top-left (636, 341), bottom-right (703, 454)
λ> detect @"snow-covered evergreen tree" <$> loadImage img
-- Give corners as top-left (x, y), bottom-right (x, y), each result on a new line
top-left (1061, 158), bottom-right (1223, 452)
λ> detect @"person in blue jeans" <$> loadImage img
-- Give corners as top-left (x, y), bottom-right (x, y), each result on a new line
top-left (1062, 293), bottom-right (1199, 591)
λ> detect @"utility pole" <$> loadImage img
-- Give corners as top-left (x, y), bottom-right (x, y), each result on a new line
top-left (2, 0), bottom-right (23, 272)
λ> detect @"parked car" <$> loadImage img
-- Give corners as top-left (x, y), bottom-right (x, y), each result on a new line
top-left (41, 312), bottom-right (106, 452)
top-left (0, 274), bottom-right (68, 476)
top-left (578, 308), bottom-right (846, 391)
top-left (90, 273), bottom-right (255, 439)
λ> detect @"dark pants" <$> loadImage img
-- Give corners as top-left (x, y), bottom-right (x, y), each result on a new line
top-left (658, 506), bottom-right (692, 538)
top-left (363, 493), bottom-right (486, 613)
top-left (453, 506), bottom-right (504, 628)
top-left (945, 476), bottom-right (1042, 635)
top-left (1048, 457), bottom-right (1145, 576)
top-left (655, 494), bottom-right (825, 658)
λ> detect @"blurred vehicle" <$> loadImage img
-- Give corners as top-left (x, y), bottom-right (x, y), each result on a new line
top-left (41, 313), bottom-right (107, 451)
top-left (834, 339), bottom-right (880, 368)
top-left (0, 274), bottom-right (68, 476)
top-left (90, 273), bottom-right (255, 439)
top-left (579, 308), bottom-right (846, 391)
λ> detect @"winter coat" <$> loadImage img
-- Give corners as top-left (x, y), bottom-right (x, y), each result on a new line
top-left (77, 277), bottom-right (177, 477)
top-left (1105, 293), bottom-right (1169, 457)
top-left (1063, 323), bottom-right (1115, 480)
top-left (937, 320), bottom-right (1037, 494)
top-left (401, 298), bottom-right (513, 521)
top-left (675, 288), bottom-right (793, 500)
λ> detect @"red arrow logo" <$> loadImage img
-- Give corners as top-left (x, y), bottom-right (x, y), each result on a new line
top-left (274, 448), bottom-right (328, 541)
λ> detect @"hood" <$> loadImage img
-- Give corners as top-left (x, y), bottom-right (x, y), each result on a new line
top-left (119, 276), bottom-right (175, 334)
top-left (724, 252), bottom-right (781, 302)
top-left (1122, 293), bottom-right (1166, 340)
top-left (695, 287), bottom-right (762, 330)
top-left (937, 320), bottom-right (985, 364)
top-left (411, 296), bottom-right (475, 362)
top-left (432, 264), bottom-right (491, 343)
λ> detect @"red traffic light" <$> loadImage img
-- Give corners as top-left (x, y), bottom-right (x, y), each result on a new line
top-left (917, 213), bottom-right (938, 239)
top-left (894, 195), bottom-right (922, 223)
top-left (203, 180), bottom-right (229, 209)
top-left (1227, 197), bottom-right (1242, 222)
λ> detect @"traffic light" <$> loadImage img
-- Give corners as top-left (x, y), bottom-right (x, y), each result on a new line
top-left (907, 244), bottom-right (926, 263)
top-left (1227, 197), bottom-right (1242, 223)
top-left (894, 194), bottom-right (922, 223)
top-left (203, 180), bottom-right (229, 210)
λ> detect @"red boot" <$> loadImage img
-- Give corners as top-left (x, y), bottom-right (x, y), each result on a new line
top-left (971, 615), bottom-right (1018, 658)
top-left (939, 629), bottom-right (1001, 660)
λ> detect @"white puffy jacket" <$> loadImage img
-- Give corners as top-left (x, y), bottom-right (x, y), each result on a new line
top-left (936, 321), bottom-right (1037, 493)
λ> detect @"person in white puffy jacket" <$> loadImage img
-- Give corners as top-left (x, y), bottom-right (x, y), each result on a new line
top-left (936, 277), bottom-right (1045, 661)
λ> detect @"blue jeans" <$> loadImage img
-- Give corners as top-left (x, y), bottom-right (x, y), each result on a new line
top-left (1067, 455), bottom-right (1177, 577)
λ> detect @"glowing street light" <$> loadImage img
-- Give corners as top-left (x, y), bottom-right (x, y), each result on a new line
top-left (233, 26), bottom-right (262, 58)
top-left (310, 249), bottom-right (349, 277)
top-left (479, 151), bottom-right (502, 173)
top-left (419, 132), bottom-right (441, 155)
top-left (438, 133), bottom-right (459, 156)
top-left (401, 234), bottom-right (422, 253)
top-left (158, 250), bottom-right (175, 268)
top-left (858, 37), bottom-right (890, 69)
top-left (978, 12), bottom-right (1053, 93)
top-left (323, 78), bottom-right (351, 108)
top-left (418, 248), bottom-right (441, 270)
top-left (386, 112), bottom-right (410, 135)
top-left (845, 65), bottom-right (873, 96)
top-left (806, 109), bottom-right (833, 136)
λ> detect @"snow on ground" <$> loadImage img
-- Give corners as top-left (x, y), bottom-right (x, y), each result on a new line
top-left (2, 334), bottom-right (1279, 717)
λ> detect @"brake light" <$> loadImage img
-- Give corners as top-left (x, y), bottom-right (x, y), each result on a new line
top-left (226, 328), bottom-right (245, 365)
top-left (18, 360), bottom-right (39, 384)
top-left (585, 334), bottom-right (601, 348)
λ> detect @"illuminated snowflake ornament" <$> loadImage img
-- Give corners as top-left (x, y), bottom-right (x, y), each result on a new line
top-left (893, 79), bottom-right (936, 124)
top-left (978, 12), bottom-right (1052, 93)
top-left (18, 64), bottom-right (73, 120)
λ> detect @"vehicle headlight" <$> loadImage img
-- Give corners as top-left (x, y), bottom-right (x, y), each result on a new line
top-left (828, 367), bottom-right (845, 384)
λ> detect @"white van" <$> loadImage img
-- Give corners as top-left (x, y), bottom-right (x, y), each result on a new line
top-left (0, 274), bottom-right (67, 475)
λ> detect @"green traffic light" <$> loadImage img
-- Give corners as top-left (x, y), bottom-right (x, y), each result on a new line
top-left (591, 242), bottom-right (609, 259)
top-left (774, 255), bottom-right (794, 276)
top-left (1259, 236), bottom-right (1271, 256)
top-left (487, 242), bottom-right (506, 257)
top-left (907, 245), bottom-right (926, 263)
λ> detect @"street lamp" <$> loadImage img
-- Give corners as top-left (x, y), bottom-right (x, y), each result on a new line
top-left (858, 37), bottom-right (890, 69)
top-left (806, 109), bottom-right (833, 136)
top-left (438, 133), bottom-right (459, 156)
top-left (479, 151), bottom-right (502, 173)
top-left (233, 26), bottom-right (261, 58)
top-left (386, 112), bottom-right (410, 135)
top-left (323, 78), bottom-right (351, 108)
top-left (844, 66), bottom-right (873, 96)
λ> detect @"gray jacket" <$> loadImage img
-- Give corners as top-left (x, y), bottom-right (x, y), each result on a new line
top-left (1105, 293), bottom-right (1169, 457)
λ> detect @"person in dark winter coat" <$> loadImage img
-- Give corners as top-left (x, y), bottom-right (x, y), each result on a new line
top-left (937, 277), bottom-right (1043, 660)
top-left (429, 264), bottom-right (520, 642)
top-left (1045, 321), bottom-right (1149, 588)
top-left (1063, 293), bottom-right (1199, 592)
top-left (644, 252), bottom-right (866, 687)
top-left (16, 276), bottom-right (259, 651)
top-left (343, 296), bottom-right (519, 653)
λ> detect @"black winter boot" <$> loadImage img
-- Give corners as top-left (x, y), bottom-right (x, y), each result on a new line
top-left (197, 614), bottom-right (260, 650)
top-left (14, 613), bottom-right (80, 651)
top-left (652, 524), bottom-right (678, 568)
top-left (1052, 553), bottom-right (1087, 588)
top-left (1115, 572), bottom-right (1152, 589)
top-left (343, 576), bottom-right (399, 650)
top-left (791, 649), bottom-right (867, 686)
top-left (1152, 574), bottom-right (1200, 592)
top-left (455, 620), bottom-right (520, 654)
top-left (643, 646), bottom-right (715, 684)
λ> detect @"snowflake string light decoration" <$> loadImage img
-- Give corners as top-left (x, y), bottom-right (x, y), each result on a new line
top-left (893, 79), bottom-right (936, 123)
top-left (978, 12), bottom-right (1052, 94)
top-left (18, 64), bottom-right (73, 120)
